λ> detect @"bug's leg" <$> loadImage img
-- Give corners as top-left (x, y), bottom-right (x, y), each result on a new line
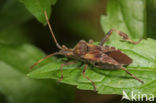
top-left (88, 39), bottom-right (94, 44)
top-left (121, 67), bottom-right (144, 84)
top-left (100, 29), bottom-right (141, 46)
top-left (30, 52), bottom-right (62, 69)
top-left (83, 64), bottom-right (96, 91)
top-left (58, 62), bottom-right (76, 82)
top-left (58, 64), bottom-right (65, 82)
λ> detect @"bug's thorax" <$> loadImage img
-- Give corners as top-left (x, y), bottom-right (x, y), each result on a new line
top-left (72, 40), bottom-right (89, 57)
top-left (72, 40), bottom-right (99, 57)
top-left (72, 40), bottom-right (113, 57)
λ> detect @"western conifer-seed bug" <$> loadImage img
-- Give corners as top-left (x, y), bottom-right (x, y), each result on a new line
top-left (31, 11), bottom-right (144, 91)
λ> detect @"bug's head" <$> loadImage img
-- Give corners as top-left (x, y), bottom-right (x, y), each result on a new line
top-left (73, 40), bottom-right (88, 57)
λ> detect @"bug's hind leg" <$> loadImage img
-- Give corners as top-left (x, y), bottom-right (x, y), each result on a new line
top-left (121, 67), bottom-right (144, 84)
top-left (100, 29), bottom-right (141, 46)
top-left (83, 64), bottom-right (96, 91)
top-left (57, 62), bottom-right (76, 82)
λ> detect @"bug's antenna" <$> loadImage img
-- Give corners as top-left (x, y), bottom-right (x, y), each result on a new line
top-left (44, 11), bottom-right (62, 49)
top-left (30, 52), bottom-right (62, 69)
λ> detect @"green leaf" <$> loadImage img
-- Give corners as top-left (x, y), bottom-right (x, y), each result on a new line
top-left (19, 0), bottom-right (57, 24)
top-left (0, 43), bottom-right (75, 103)
top-left (101, 0), bottom-right (146, 40)
top-left (28, 0), bottom-right (156, 98)
top-left (28, 38), bottom-right (156, 97)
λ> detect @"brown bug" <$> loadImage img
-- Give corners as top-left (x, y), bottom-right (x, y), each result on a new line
top-left (31, 11), bottom-right (144, 91)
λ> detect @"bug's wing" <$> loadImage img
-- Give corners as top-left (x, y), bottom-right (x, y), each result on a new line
top-left (106, 50), bottom-right (132, 65)
top-left (83, 51), bottom-right (119, 65)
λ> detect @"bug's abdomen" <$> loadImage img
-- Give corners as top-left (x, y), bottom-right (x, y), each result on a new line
top-left (95, 63), bottom-right (121, 69)
top-left (106, 50), bottom-right (132, 65)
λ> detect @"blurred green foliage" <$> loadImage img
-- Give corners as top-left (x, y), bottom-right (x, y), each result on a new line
top-left (0, 0), bottom-right (75, 103)
top-left (147, 0), bottom-right (156, 38)
top-left (101, 0), bottom-right (146, 39)
top-left (0, 0), bottom-right (156, 103)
